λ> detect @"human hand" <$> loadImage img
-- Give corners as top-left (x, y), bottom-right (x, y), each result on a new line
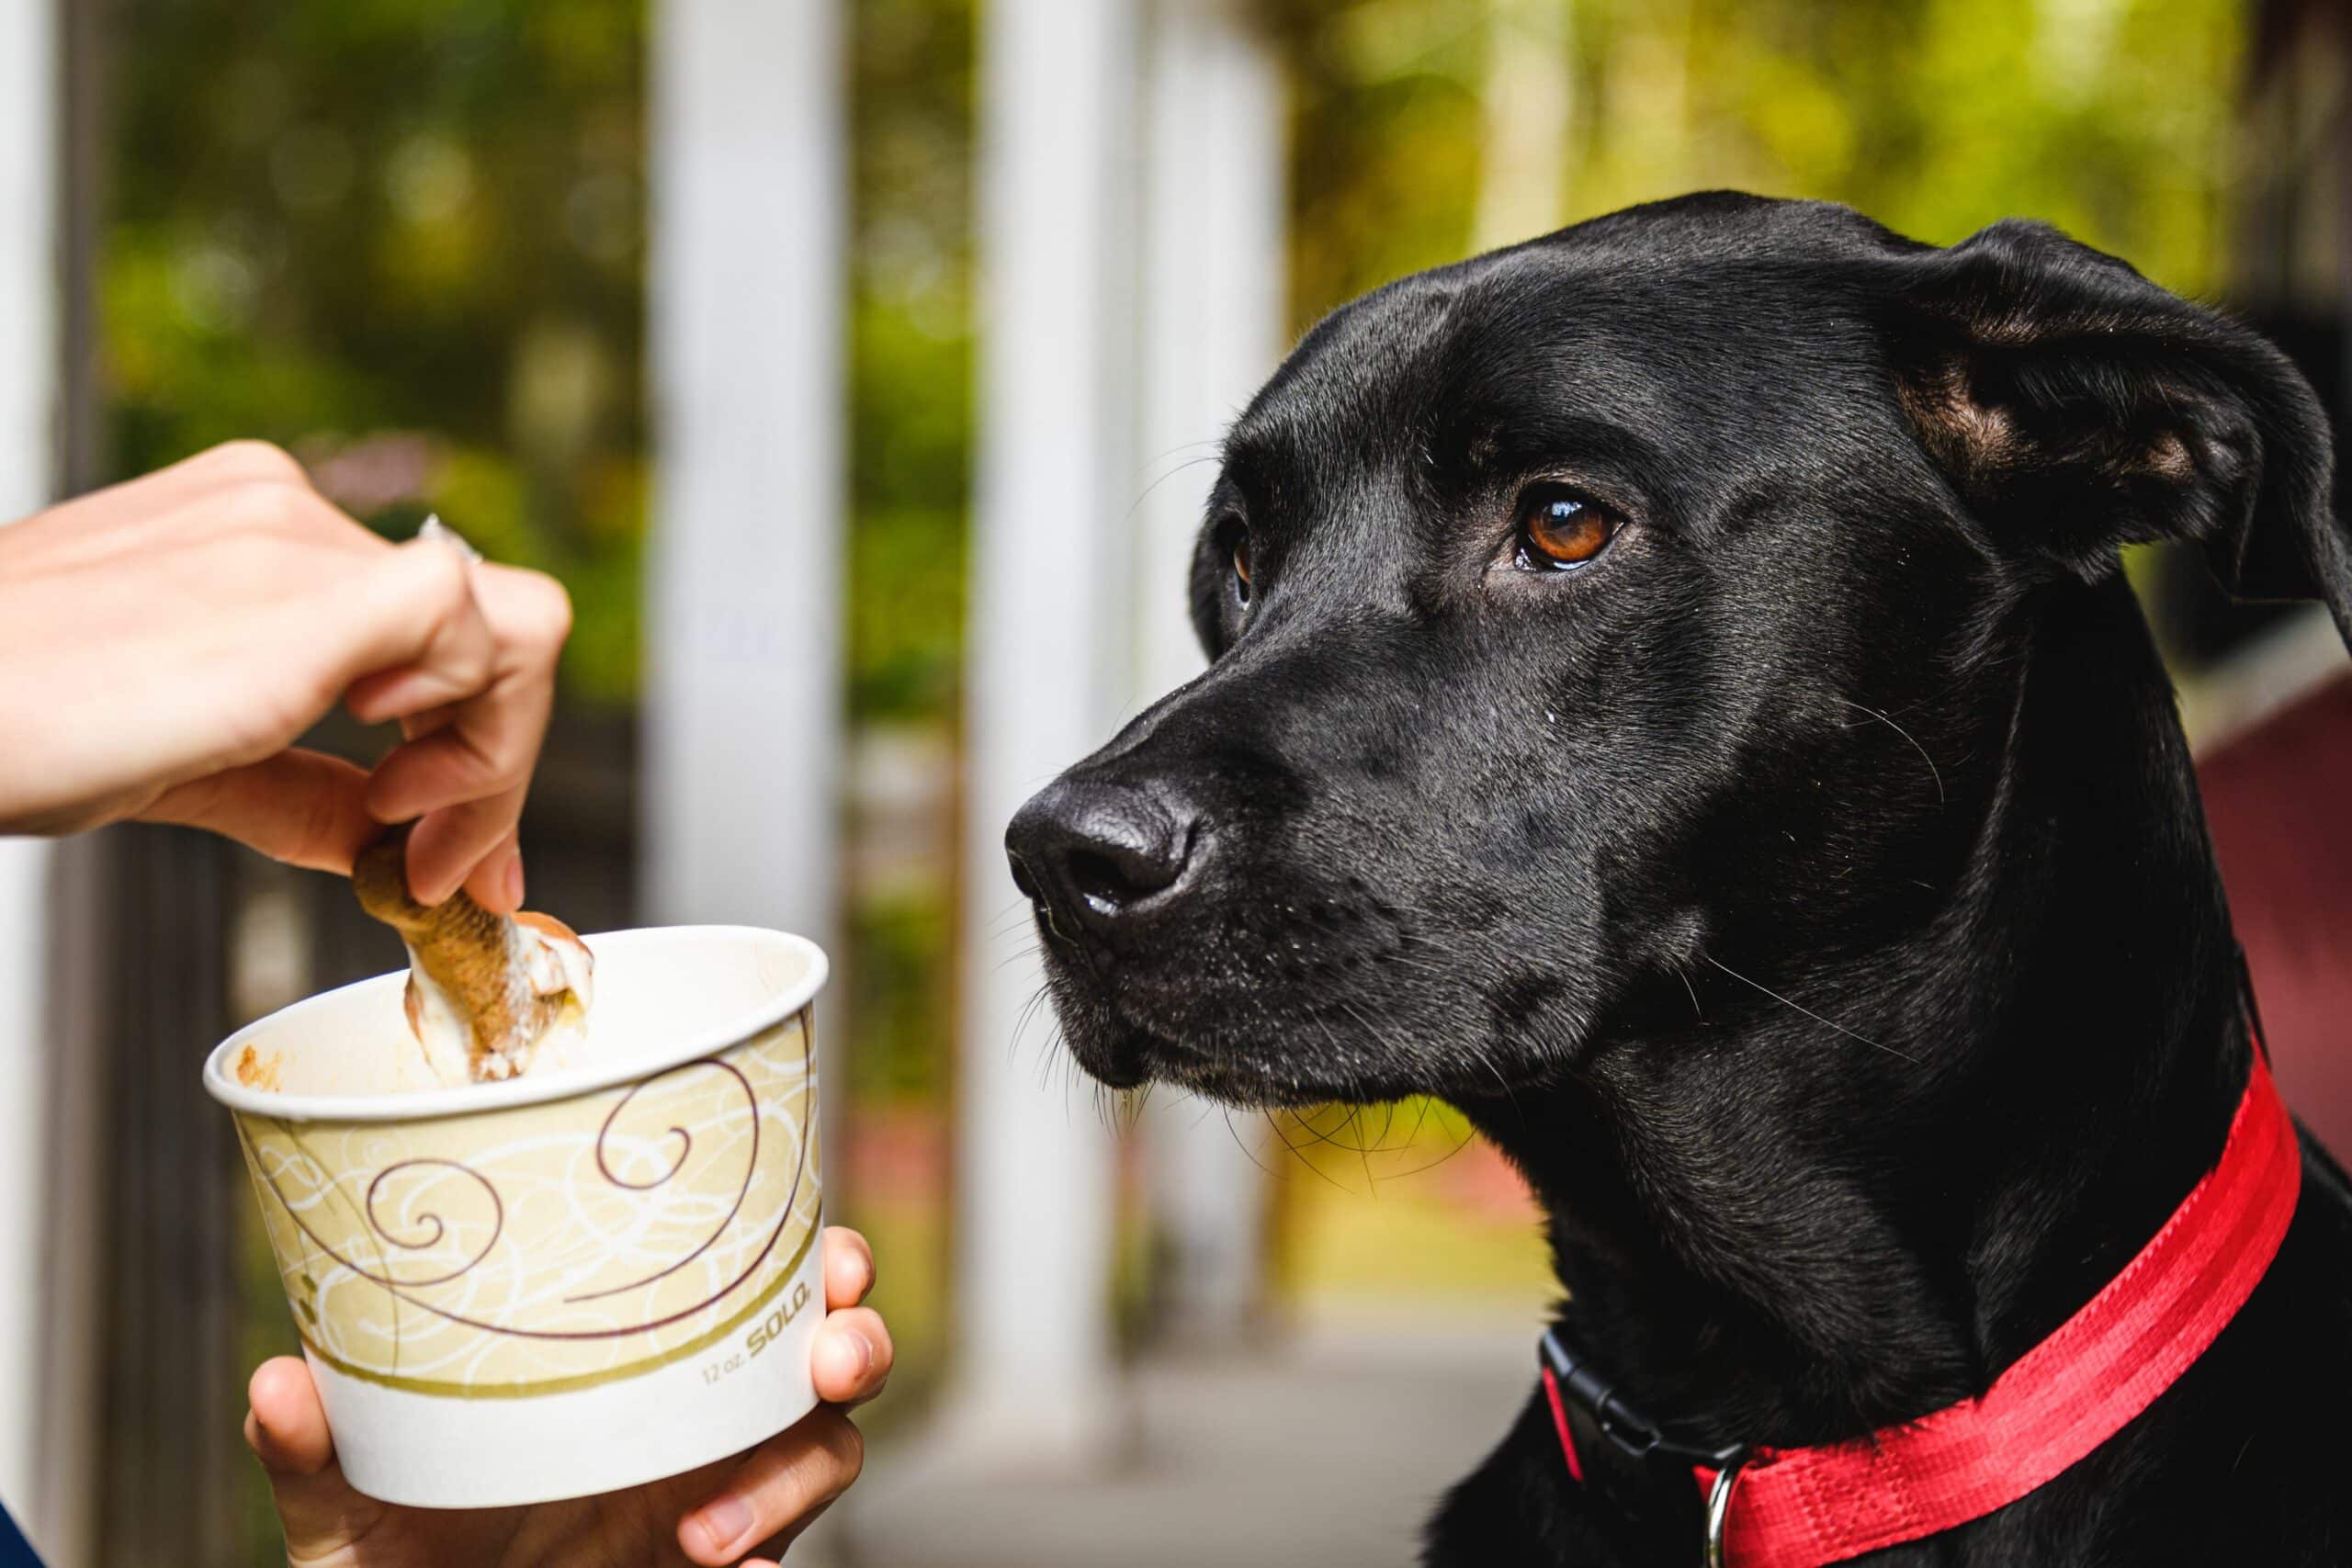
top-left (245, 1225), bottom-right (892, 1567)
top-left (0, 441), bottom-right (571, 910)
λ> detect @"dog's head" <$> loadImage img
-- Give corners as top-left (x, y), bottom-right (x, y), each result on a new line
top-left (1008, 193), bottom-right (2346, 1109)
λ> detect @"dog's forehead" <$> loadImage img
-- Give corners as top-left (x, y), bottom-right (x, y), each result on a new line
top-left (1223, 197), bottom-right (1905, 516)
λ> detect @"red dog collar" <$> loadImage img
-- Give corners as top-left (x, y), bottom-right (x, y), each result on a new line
top-left (1542, 1049), bottom-right (2302, 1568)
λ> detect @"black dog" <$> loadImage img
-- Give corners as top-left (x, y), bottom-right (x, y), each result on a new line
top-left (1006, 193), bottom-right (2352, 1566)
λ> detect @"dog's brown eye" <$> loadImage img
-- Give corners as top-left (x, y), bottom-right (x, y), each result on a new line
top-left (1231, 532), bottom-right (1253, 604)
top-left (1517, 489), bottom-right (1614, 570)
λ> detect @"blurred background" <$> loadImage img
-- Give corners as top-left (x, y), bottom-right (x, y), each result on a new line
top-left (1, 0), bottom-right (2348, 1563)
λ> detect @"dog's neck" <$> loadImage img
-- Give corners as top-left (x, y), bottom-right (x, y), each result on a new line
top-left (1464, 574), bottom-right (2255, 1450)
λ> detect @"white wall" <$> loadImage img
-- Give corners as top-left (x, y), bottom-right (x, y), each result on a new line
top-left (0, 0), bottom-right (61, 1542)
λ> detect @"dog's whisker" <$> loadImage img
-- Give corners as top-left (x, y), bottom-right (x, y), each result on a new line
top-left (1403, 1093), bottom-right (1435, 1150)
top-left (1387, 1134), bottom-right (1478, 1181)
top-left (1011, 983), bottom-right (1055, 1053)
top-left (1332, 998), bottom-right (1416, 1156)
top-left (1676, 964), bottom-right (1704, 1021)
top-left (1124, 452), bottom-right (1226, 522)
top-left (1480, 1051), bottom-right (1521, 1111)
top-left (1218, 1107), bottom-right (1281, 1180)
top-left (1838, 698), bottom-right (1946, 807)
top-left (987, 897), bottom-right (1037, 931)
top-left (1279, 1098), bottom-right (1360, 1154)
top-left (1332, 1101), bottom-right (1378, 1189)
top-left (1263, 1108), bottom-right (1355, 1193)
top-left (1700, 951), bottom-right (1921, 1064)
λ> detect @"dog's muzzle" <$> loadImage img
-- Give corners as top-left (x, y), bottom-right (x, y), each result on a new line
top-left (1006, 776), bottom-right (1199, 945)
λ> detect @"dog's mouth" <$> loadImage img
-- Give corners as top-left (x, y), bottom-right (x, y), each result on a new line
top-left (1034, 919), bottom-right (1476, 1111)
top-left (1061, 1015), bottom-right (1348, 1109)
top-left (1007, 773), bottom-right (1577, 1108)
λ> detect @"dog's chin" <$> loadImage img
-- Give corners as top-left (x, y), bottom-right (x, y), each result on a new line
top-left (1043, 948), bottom-right (1565, 1108)
top-left (1060, 1023), bottom-right (1331, 1109)
top-left (1057, 997), bottom-right (1494, 1109)
top-left (1061, 1029), bottom-right (1152, 1091)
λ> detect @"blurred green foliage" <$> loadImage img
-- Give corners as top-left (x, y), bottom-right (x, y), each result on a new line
top-left (101, 0), bottom-right (2243, 714)
top-left (1271, 0), bottom-right (2243, 326)
top-left (106, 0), bottom-right (650, 701)
top-left (102, 0), bottom-right (985, 723)
top-left (846, 889), bottom-right (961, 1102)
top-left (849, 0), bottom-right (977, 723)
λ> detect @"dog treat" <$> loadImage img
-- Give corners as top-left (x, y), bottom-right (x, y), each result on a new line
top-left (352, 828), bottom-right (594, 1085)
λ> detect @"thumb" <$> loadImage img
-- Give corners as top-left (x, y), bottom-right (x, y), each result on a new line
top-left (245, 1357), bottom-right (389, 1558)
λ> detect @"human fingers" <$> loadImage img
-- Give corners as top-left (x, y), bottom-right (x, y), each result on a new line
top-left (334, 558), bottom-right (539, 733)
top-left (1, 483), bottom-right (445, 831)
top-left (809, 1307), bottom-right (892, 1409)
top-left (738, 1495), bottom-right (838, 1568)
top-left (136, 750), bottom-right (377, 874)
top-left (675, 1408), bottom-right (864, 1568)
top-left (394, 792), bottom-right (530, 911)
top-left (245, 1357), bottom-right (334, 1477)
top-left (244, 1357), bottom-right (388, 1556)
top-left (363, 567), bottom-right (569, 906)
top-left (352, 562), bottom-right (569, 736)
top-left (452, 822), bottom-right (526, 915)
top-left (822, 1227), bottom-right (876, 1310)
top-left (285, 537), bottom-right (497, 749)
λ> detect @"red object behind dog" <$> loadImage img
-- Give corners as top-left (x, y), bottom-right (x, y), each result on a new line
top-left (2201, 671), bottom-right (2352, 1159)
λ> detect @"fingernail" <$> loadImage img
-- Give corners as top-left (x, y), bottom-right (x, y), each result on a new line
top-left (504, 855), bottom-right (526, 909)
top-left (693, 1495), bottom-right (754, 1552)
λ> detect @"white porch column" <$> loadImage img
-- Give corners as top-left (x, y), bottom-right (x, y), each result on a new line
top-left (946, 0), bottom-right (1142, 1464)
top-left (1135, 0), bottom-right (1288, 1343)
top-left (1472, 0), bottom-right (1575, 254)
top-left (0, 0), bottom-right (61, 1539)
top-left (644, 0), bottom-right (847, 1149)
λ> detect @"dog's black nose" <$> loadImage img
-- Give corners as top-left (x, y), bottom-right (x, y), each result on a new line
top-left (1006, 778), bottom-right (1194, 933)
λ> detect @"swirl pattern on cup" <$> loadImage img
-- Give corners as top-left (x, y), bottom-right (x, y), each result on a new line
top-left (360, 1158), bottom-right (505, 1286)
top-left (234, 1010), bottom-right (820, 1394)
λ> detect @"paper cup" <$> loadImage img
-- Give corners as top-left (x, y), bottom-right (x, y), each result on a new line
top-left (203, 925), bottom-right (827, 1509)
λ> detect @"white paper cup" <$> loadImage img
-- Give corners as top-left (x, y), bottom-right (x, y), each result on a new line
top-left (203, 925), bottom-right (827, 1509)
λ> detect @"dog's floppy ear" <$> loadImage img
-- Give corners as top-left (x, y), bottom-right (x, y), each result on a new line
top-left (1887, 219), bottom-right (2352, 647)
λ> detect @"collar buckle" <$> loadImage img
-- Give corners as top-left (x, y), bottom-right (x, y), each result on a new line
top-left (1541, 1327), bottom-right (1745, 1468)
top-left (1540, 1327), bottom-right (1750, 1560)
top-left (1702, 1448), bottom-right (1749, 1568)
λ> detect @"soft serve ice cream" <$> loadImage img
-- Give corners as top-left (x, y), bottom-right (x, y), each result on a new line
top-left (350, 828), bottom-right (594, 1084)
